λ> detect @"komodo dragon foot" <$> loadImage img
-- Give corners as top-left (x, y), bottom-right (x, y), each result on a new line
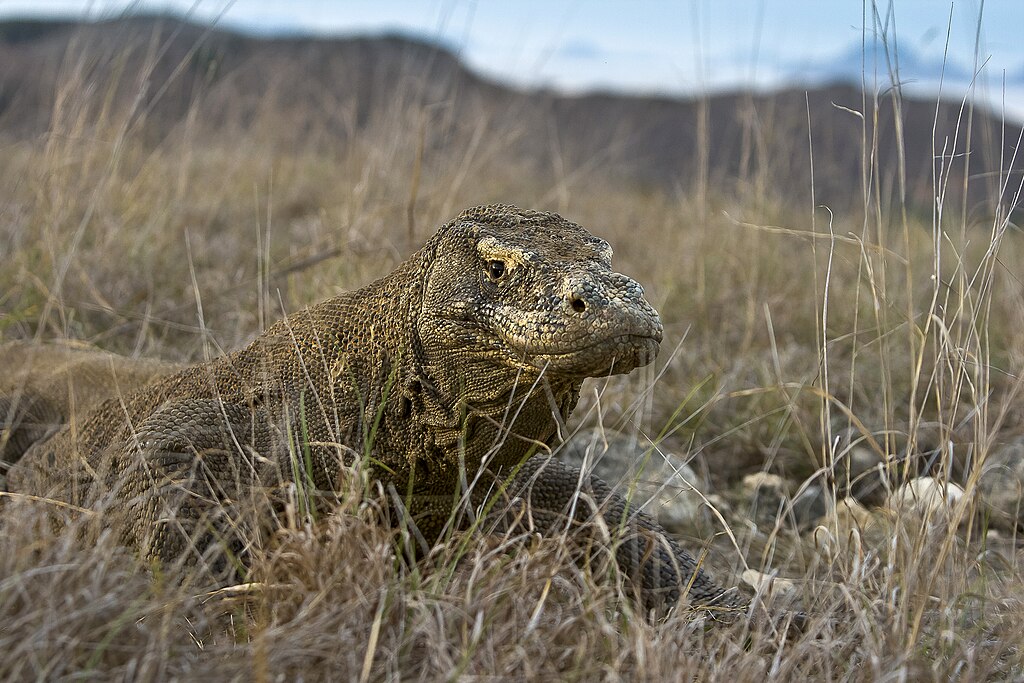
top-left (486, 456), bottom-right (747, 616)
top-left (106, 399), bottom-right (284, 578)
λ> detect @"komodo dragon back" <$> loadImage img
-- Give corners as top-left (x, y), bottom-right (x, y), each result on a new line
top-left (4, 204), bottom-right (745, 615)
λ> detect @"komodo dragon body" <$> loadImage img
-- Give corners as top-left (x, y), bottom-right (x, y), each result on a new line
top-left (4, 204), bottom-right (742, 613)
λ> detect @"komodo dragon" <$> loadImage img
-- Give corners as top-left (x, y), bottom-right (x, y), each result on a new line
top-left (3, 204), bottom-right (743, 614)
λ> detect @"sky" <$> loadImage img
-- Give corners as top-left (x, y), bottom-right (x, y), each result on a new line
top-left (2, 1), bottom-right (1023, 117)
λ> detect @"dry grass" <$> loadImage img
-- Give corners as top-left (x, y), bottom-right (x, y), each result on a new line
top-left (2, 14), bottom-right (1024, 681)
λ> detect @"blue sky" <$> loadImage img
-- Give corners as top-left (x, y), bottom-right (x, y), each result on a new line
top-left (3, 1), bottom-right (1023, 116)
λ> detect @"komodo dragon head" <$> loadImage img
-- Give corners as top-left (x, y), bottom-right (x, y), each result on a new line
top-left (417, 204), bottom-right (663, 380)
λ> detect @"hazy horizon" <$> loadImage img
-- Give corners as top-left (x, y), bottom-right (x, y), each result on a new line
top-left (2, 1), bottom-right (1023, 119)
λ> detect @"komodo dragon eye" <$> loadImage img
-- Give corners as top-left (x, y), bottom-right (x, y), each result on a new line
top-left (486, 260), bottom-right (506, 281)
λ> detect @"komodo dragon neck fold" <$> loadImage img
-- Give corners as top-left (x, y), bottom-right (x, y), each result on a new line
top-left (4, 203), bottom-right (747, 616)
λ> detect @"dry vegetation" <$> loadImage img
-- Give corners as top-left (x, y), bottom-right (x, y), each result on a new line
top-left (2, 15), bottom-right (1024, 681)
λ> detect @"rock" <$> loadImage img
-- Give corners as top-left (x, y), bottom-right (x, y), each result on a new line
top-left (834, 497), bottom-right (875, 528)
top-left (828, 426), bottom-right (888, 505)
top-left (740, 569), bottom-right (796, 599)
top-left (740, 472), bottom-right (787, 527)
top-left (696, 493), bottom-right (735, 532)
top-left (734, 473), bottom-right (828, 529)
top-left (978, 436), bottom-right (1024, 531)
top-left (830, 424), bottom-right (963, 506)
top-left (887, 476), bottom-right (966, 526)
top-left (811, 497), bottom-right (893, 562)
top-left (842, 446), bottom-right (888, 506)
top-left (812, 524), bottom-right (859, 562)
top-left (741, 471), bottom-right (786, 495)
top-left (791, 483), bottom-right (829, 529)
top-left (560, 428), bottom-right (704, 530)
top-left (912, 421), bottom-right (980, 482)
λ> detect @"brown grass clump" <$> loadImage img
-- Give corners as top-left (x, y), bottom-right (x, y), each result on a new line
top-left (2, 14), bottom-right (1024, 681)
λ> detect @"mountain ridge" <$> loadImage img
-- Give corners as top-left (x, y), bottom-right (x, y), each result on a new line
top-left (0, 14), bottom-right (1020, 215)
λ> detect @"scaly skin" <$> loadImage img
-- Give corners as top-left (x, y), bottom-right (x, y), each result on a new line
top-left (5, 204), bottom-right (743, 614)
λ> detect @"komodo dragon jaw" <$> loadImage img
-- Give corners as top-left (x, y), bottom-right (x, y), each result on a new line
top-left (419, 206), bottom-right (663, 379)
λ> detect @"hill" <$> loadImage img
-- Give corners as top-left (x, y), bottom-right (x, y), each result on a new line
top-left (0, 14), bottom-right (1020, 216)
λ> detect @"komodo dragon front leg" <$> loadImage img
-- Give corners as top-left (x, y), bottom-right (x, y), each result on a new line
top-left (111, 399), bottom-right (286, 575)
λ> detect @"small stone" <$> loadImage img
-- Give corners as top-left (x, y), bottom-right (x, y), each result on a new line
top-left (703, 493), bottom-right (732, 515)
top-left (887, 476), bottom-right (965, 524)
top-left (833, 445), bottom-right (888, 506)
top-left (849, 447), bottom-right (888, 504)
top-left (740, 569), bottom-right (797, 598)
top-left (810, 495), bottom-right (889, 560)
top-left (812, 491), bottom-right (908, 563)
top-left (741, 471), bottom-right (787, 495)
top-left (834, 497), bottom-right (874, 528)
top-left (740, 472), bottom-right (787, 527)
top-left (698, 493), bottom-right (733, 528)
top-left (791, 483), bottom-right (829, 528)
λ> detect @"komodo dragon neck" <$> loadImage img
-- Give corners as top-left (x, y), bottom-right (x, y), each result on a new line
top-left (244, 236), bottom-right (583, 489)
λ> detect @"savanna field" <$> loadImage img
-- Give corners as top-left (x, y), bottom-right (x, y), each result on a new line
top-left (1, 16), bottom-right (1024, 681)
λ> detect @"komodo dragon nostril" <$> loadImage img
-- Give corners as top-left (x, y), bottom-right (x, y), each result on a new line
top-left (570, 296), bottom-right (587, 313)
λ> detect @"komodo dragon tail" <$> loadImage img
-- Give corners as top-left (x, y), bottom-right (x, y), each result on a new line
top-left (1, 342), bottom-right (179, 488)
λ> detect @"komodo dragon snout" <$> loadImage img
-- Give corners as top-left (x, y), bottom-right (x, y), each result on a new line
top-left (419, 207), bottom-right (663, 378)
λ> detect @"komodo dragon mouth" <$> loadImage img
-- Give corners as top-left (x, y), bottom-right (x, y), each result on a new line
top-left (434, 312), bottom-right (663, 378)
top-left (509, 330), bottom-right (663, 377)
